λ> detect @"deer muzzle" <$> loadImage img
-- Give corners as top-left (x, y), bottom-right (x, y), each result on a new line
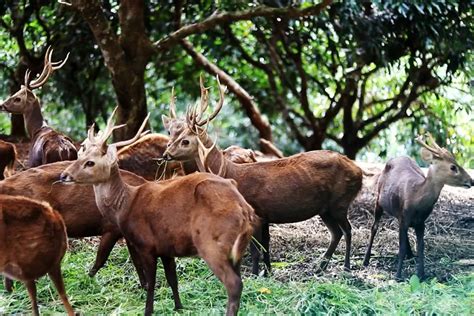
top-left (59, 172), bottom-right (75, 184)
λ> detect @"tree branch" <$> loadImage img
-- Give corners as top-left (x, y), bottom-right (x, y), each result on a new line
top-left (180, 39), bottom-right (273, 141)
top-left (154, 0), bottom-right (333, 51)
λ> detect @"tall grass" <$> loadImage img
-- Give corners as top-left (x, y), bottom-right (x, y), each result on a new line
top-left (1, 241), bottom-right (472, 315)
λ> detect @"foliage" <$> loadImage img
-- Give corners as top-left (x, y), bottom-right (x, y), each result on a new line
top-left (0, 241), bottom-right (472, 314)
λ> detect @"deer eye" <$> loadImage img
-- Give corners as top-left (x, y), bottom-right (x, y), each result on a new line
top-left (14, 97), bottom-right (21, 103)
top-left (182, 139), bottom-right (190, 146)
top-left (450, 165), bottom-right (457, 172)
top-left (167, 130), bottom-right (171, 135)
top-left (85, 161), bottom-right (95, 167)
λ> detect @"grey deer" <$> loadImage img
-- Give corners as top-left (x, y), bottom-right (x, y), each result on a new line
top-left (363, 134), bottom-right (473, 280)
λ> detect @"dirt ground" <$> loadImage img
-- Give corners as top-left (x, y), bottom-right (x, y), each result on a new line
top-left (4, 139), bottom-right (474, 282)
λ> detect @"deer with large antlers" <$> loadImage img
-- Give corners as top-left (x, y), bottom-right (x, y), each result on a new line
top-left (363, 134), bottom-right (472, 280)
top-left (0, 47), bottom-right (77, 167)
top-left (162, 77), bottom-right (363, 276)
top-left (59, 108), bottom-right (256, 316)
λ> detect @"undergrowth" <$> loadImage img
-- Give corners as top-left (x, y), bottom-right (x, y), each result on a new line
top-left (0, 241), bottom-right (472, 315)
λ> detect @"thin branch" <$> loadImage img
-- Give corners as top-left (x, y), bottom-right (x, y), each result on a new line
top-left (180, 39), bottom-right (273, 141)
top-left (154, 0), bottom-right (333, 51)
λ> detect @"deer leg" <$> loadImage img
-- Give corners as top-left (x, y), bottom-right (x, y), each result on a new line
top-left (161, 256), bottom-right (183, 310)
top-left (396, 223), bottom-right (409, 280)
top-left (318, 213), bottom-right (343, 272)
top-left (141, 253), bottom-right (157, 316)
top-left (88, 231), bottom-right (121, 277)
top-left (3, 276), bottom-right (13, 293)
top-left (261, 222), bottom-right (272, 276)
top-left (414, 223), bottom-right (426, 280)
top-left (201, 252), bottom-right (243, 316)
top-left (249, 223), bottom-right (263, 275)
top-left (48, 263), bottom-right (74, 316)
top-left (125, 240), bottom-right (147, 289)
top-left (363, 204), bottom-right (383, 266)
top-left (25, 280), bottom-right (39, 316)
top-left (335, 214), bottom-right (352, 271)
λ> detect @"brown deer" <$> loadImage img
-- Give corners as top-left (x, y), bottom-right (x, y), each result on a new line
top-left (0, 47), bottom-right (77, 167)
top-left (162, 77), bottom-right (363, 276)
top-left (0, 161), bottom-right (147, 292)
top-left (0, 140), bottom-right (18, 180)
top-left (363, 134), bottom-right (473, 280)
top-left (223, 138), bottom-right (284, 164)
top-left (59, 109), bottom-right (256, 316)
top-left (117, 133), bottom-right (183, 180)
top-left (0, 194), bottom-right (74, 315)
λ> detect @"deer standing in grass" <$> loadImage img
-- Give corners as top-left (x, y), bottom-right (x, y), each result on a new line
top-left (59, 108), bottom-right (256, 316)
top-left (0, 194), bottom-right (74, 315)
top-left (363, 135), bottom-right (473, 280)
top-left (162, 77), bottom-right (363, 276)
top-left (0, 47), bottom-right (77, 167)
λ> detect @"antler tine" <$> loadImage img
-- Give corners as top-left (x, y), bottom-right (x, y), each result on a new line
top-left (196, 75), bottom-right (210, 121)
top-left (196, 75), bottom-right (225, 126)
top-left (50, 51), bottom-right (70, 70)
top-left (415, 134), bottom-right (441, 155)
top-left (426, 133), bottom-right (444, 152)
top-left (112, 112), bottom-right (151, 148)
top-left (24, 69), bottom-right (31, 87)
top-left (97, 106), bottom-right (126, 144)
top-left (28, 46), bottom-right (54, 89)
top-left (169, 87), bottom-right (177, 119)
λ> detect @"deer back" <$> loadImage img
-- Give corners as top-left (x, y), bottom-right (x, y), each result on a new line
top-left (28, 127), bottom-right (78, 168)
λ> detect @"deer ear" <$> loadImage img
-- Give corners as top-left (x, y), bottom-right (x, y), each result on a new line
top-left (420, 148), bottom-right (440, 163)
top-left (162, 115), bottom-right (171, 130)
top-left (106, 145), bottom-right (118, 164)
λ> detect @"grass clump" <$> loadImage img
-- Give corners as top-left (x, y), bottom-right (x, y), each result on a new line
top-left (1, 241), bottom-right (473, 315)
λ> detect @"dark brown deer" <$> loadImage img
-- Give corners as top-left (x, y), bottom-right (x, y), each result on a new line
top-left (162, 77), bottom-right (363, 276)
top-left (0, 161), bottom-right (147, 292)
top-left (117, 133), bottom-right (183, 180)
top-left (59, 109), bottom-right (256, 316)
top-left (0, 140), bottom-right (18, 180)
top-left (363, 134), bottom-right (473, 280)
top-left (0, 47), bottom-right (77, 167)
top-left (0, 194), bottom-right (74, 315)
top-left (223, 138), bottom-right (284, 164)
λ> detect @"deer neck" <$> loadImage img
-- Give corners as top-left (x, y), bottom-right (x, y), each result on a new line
top-left (23, 99), bottom-right (46, 138)
top-left (415, 165), bottom-right (445, 209)
top-left (92, 164), bottom-right (133, 222)
top-left (195, 134), bottom-right (234, 178)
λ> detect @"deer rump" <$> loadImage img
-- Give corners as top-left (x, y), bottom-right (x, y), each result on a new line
top-left (29, 127), bottom-right (78, 168)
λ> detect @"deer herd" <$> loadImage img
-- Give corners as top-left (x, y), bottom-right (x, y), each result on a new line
top-left (0, 48), bottom-right (472, 315)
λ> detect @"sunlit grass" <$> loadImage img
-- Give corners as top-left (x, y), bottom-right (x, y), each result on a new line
top-left (1, 241), bottom-right (472, 315)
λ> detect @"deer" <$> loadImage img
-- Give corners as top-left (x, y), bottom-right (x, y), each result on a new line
top-left (363, 134), bottom-right (473, 280)
top-left (162, 77), bottom-right (363, 276)
top-left (0, 46), bottom-right (77, 167)
top-left (0, 140), bottom-right (18, 180)
top-left (0, 194), bottom-right (74, 315)
top-left (223, 138), bottom-right (284, 164)
top-left (59, 108), bottom-right (256, 316)
top-left (0, 160), bottom-right (147, 293)
top-left (117, 133), bottom-right (183, 180)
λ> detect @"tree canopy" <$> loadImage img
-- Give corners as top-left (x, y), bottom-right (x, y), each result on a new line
top-left (0, 0), bottom-right (472, 163)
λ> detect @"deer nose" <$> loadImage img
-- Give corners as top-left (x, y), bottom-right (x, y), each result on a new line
top-left (162, 153), bottom-right (171, 161)
top-left (59, 172), bottom-right (73, 183)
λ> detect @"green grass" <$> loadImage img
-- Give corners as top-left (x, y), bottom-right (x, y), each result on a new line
top-left (1, 241), bottom-right (473, 315)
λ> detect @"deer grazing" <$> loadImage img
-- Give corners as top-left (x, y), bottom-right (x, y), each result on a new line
top-left (0, 47), bottom-right (77, 167)
top-left (162, 77), bottom-right (363, 276)
top-left (0, 140), bottom-right (18, 180)
top-left (59, 108), bottom-right (256, 316)
top-left (363, 134), bottom-right (473, 280)
top-left (0, 160), bottom-right (147, 292)
top-left (0, 194), bottom-right (74, 315)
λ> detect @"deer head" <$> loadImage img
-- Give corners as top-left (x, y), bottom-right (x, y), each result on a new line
top-left (416, 133), bottom-right (472, 188)
top-left (61, 107), bottom-right (149, 184)
top-left (162, 76), bottom-right (226, 162)
top-left (0, 46), bottom-right (69, 114)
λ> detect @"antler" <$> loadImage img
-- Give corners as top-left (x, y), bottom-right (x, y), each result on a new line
top-left (86, 106), bottom-right (150, 148)
top-left (415, 133), bottom-right (456, 162)
top-left (196, 136), bottom-right (226, 177)
top-left (25, 46), bottom-right (70, 89)
top-left (186, 75), bottom-right (226, 132)
top-left (169, 87), bottom-right (177, 119)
